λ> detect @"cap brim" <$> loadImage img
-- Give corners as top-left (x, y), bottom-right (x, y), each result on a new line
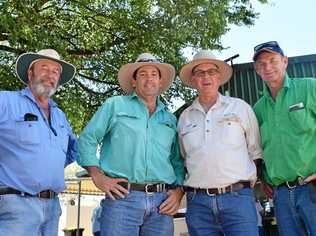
top-left (118, 62), bottom-right (175, 94)
top-left (179, 59), bottom-right (232, 88)
top-left (253, 48), bottom-right (281, 61)
top-left (16, 53), bottom-right (76, 85)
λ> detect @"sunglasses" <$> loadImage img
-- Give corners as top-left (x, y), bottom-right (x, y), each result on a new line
top-left (137, 58), bottom-right (159, 63)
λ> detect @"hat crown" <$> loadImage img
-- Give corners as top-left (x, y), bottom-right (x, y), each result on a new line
top-left (37, 49), bottom-right (61, 60)
top-left (193, 49), bottom-right (217, 61)
top-left (135, 53), bottom-right (159, 63)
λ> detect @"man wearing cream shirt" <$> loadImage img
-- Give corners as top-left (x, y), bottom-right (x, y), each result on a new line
top-left (178, 49), bottom-right (262, 236)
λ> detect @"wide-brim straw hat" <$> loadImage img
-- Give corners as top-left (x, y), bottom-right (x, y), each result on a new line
top-left (118, 53), bottom-right (175, 94)
top-left (16, 49), bottom-right (76, 85)
top-left (180, 49), bottom-right (232, 88)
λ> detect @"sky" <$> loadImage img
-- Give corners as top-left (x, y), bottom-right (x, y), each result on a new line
top-left (214, 0), bottom-right (316, 64)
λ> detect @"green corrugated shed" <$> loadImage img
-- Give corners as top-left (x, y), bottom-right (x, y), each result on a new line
top-left (175, 54), bottom-right (316, 117)
top-left (222, 53), bottom-right (316, 106)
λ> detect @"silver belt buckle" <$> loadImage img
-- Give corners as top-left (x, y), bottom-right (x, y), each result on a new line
top-left (206, 189), bottom-right (216, 196)
top-left (145, 184), bottom-right (155, 195)
top-left (286, 181), bottom-right (296, 189)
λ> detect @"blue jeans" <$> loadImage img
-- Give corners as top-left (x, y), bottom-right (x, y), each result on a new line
top-left (100, 191), bottom-right (173, 236)
top-left (186, 188), bottom-right (258, 236)
top-left (0, 194), bottom-right (61, 236)
top-left (273, 184), bottom-right (316, 236)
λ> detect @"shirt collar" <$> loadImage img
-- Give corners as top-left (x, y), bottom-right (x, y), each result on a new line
top-left (128, 92), bottom-right (165, 112)
top-left (190, 93), bottom-right (227, 112)
top-left (20, 87), bottom-right (57, 107)
top-left (263, 73), bottom-right (291, 98)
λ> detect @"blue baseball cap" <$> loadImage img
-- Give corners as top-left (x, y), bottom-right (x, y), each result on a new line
top-left (253, 41), bottom-right (284, 61)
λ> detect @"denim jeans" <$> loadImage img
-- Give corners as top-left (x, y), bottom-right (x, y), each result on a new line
top-left (100, 190), bottom-right (173, 236)
top-left (186, 187), bottom-right (258, 236)
top-left (273, 184), bottom-right (316, 236)
top-left (0, 194), bottom-right (61, 236)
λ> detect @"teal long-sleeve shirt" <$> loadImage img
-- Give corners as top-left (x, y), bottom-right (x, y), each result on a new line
top-left (77, 93), bottom-right (184, 185)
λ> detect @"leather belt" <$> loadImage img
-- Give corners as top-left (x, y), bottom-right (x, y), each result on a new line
top-left (184, 181), bottom-right (251, 196)
top-left (278, 177), bottom-right (315, 189)
top-left (118, 182), bottom-right (167, 193)
top-left (0, 187), bottom-right (58, 199)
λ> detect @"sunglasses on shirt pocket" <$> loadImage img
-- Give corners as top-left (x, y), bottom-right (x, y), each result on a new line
top-left (24, 113), bottom-right (38, 121)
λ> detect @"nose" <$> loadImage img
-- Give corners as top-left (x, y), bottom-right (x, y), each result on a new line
top-left (262, 62), bottom-right (273, 71)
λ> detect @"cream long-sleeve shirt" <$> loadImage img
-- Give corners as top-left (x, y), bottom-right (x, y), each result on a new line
top-left (178, 94), bottom-right (262, 188)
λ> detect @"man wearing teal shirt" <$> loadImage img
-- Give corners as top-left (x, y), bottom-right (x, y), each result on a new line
top-left (78, 53), bottom-right (184, 236)
top-left (253, 41), bottom-right (316, 236)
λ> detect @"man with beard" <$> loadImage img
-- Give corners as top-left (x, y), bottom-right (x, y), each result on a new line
top-left (0, 49), bottom-right (77, 236)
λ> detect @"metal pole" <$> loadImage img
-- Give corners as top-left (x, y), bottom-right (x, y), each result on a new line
top-left (76, 180), bottom-right (82, 236)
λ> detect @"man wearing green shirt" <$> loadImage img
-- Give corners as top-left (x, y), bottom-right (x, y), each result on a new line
top-left (253, 41), bottom-right (316, 236)
top-left (77, 53), bottom-right (184, 236)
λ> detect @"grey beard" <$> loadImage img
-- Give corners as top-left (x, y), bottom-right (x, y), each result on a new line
top-left (32, 80), bottom-right (57, 98)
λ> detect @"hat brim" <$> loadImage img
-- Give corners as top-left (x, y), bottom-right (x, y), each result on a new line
top-left (118, 62), bottom-right (175, 94)
top-left (16, 52), bottom-right (76, 85)
top-left (179, 58), bottom-right (232, 88)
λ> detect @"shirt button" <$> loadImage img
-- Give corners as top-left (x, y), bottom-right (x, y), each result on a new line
top-left (206, 129), bottom-right (210, 132)
top-left (206, 120), bottom-right (210, 122)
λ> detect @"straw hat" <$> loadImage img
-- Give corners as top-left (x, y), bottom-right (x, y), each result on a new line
top-left (179, 49), bottom-right (232, 87)
top-left (118, 53), bottom-right (175, 94)
top-left (16, 49), bottom-right (76, 85)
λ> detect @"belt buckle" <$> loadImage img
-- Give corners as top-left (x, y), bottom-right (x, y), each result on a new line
top-left (206, 189), bottom-right (216, 196)
top-left (286, 181), bottom-right (296, 189)
top-left (145, 184), bottom-right (155, 195)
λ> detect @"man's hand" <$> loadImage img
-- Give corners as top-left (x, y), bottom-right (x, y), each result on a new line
top-left (159, 187), bottom-right (184, 216)
top-left (86, 166), bottom-right (129, 200)
top-left (304, 173), bottom-right (316, 183)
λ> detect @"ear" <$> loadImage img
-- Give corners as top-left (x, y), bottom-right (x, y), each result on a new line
top-left (159, 76), bottom-right (163, 88)
top-left (190, 77), bottom-right (197, 88)
top-left (254, 62), bottom-right (259, 74)
top-left (283, 56), bottom-right (289, 67)
top-left (131, 78), bottom-right (137, 88)
top-left (27, 68), bottom-right (33, 83)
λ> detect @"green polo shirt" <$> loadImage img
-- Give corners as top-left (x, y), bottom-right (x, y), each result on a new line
top-left (254, 75), bottom-right (316, 186)
top-left (77, 93), bottom-right (184, 185)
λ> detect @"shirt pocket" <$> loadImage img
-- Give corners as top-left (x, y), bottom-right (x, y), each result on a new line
top-left (15, 119), bottom-right (40, 144)
top-left (155, 121), bottom-right (176, 151)
top-left (220, 121), bottom-right (245, 148)
top-left (288, 108), bottom-right (309, 132)
top-left (180, 124), bottom-right (203, 155)
top-left (113, 112), bottom-right (140, 136)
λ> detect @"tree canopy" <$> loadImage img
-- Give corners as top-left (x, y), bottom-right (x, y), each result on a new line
top-left (0, 0), bottom-right (267, 133)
